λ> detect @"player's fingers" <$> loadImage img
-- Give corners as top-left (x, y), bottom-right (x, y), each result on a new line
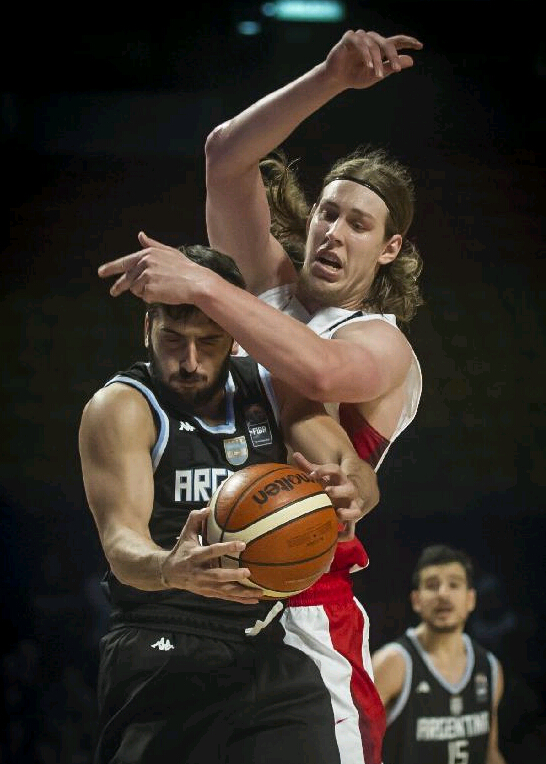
top-left (97, 252), bottom-right (143, 279)
top-left (388, 34), bottom-right (423, 51)
top-left (197, 538), bottom-right (247, 562)
top-left (358, 30), bottom-right (385, 77)
top-left (110, 257), bottom-right (151, 297)
top-left (345, 29), bottom-right (374, 70)
top-left (291, 452), bottom-right (317, 475)
top-left (138, 230), bottom-right (173, 250)
top-left (178, 508), bottom-right (210, 541)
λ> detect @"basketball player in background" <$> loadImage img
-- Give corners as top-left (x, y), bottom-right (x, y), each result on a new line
top-left (97, 26), bottom-right (424, 764)
top-left (371, 545), bottom-right (507, 764)
top-left (80, 244), bottom-right (379, 764)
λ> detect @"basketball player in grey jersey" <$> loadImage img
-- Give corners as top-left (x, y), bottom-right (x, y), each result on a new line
top-left (372, 545), bottom-right (507, 764)
top-left (80, 244), bottom-right (379, 764)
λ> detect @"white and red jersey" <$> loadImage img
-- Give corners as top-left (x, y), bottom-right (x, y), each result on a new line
top-left (252, 284), bottom-right (422, 577)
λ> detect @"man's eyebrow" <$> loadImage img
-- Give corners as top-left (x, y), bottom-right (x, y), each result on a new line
top-left (320, 199), bottom-right (377, 220)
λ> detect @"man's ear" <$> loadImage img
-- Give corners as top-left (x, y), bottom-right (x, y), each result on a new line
top-left (410, 589), bottom-right (421, 616)
top-left (378, 234), bottom-right (402, 265)
top-left (144, 313), bottom-right (150, 347)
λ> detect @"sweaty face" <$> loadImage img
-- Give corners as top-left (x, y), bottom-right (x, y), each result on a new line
top-left (411, 563), bottom-right (476, 634)
top-left (147, 309), bottom-right (234, 411)
top-left (297, 179), bottom-right (400, 312)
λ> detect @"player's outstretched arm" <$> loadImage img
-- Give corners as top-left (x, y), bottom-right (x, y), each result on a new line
top-left (98, 233), bottom-right (411, 404)
top-left (78, 384), bottom-right (261, 604)
top-left (370, 644), bottom-right (406, 710)
top-left (205, 28), bottom-right (423, 294)
top-left (274, 378), bottom-right (380, 531)
top-left (486, 659), bottom-right (508, 764)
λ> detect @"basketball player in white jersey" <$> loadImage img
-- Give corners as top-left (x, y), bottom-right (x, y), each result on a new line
top-left (97, 27), bottom-right (424, 764)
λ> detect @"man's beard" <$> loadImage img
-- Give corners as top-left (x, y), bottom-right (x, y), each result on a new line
top-left (148, 345), bottom-right (230, 410)
top-left (426, 617), bottom-right (462, 635)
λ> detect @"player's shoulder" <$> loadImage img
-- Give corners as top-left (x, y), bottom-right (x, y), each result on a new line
top-left (372, 640), bottom-right (410, 674)
top-left (81, 378), bottom-right (151, 429)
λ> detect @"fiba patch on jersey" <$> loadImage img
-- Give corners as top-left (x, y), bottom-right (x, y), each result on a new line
top-left (475, 673), bottom-right (489, 702)
top-left (244, 404), bottom-right (273, 447)
top-left (223, 436), bottom-right (249, 466)
top-left (450, 695), bottom-right (463, 716)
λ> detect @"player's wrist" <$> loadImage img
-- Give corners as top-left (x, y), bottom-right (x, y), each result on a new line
top-left (157, 553), bottom-right (172, 589)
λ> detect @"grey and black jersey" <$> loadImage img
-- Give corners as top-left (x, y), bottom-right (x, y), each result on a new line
top-left (382, 627), bottom-right (498, 764)
top-left (100, 357), bottom-right (287, 637)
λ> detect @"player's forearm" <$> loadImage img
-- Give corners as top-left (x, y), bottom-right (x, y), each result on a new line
top-left (194, 272), bottom-right (356, 400)
top-left (341, 455), bottom-right (380, 515)
top-left (205, 63), bottom-right (343, 177)
top-left (103, 525), bottom-right (169, 591)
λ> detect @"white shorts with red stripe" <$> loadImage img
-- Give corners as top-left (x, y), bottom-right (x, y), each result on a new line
top-left (281, 571), bottom-right (386, 764)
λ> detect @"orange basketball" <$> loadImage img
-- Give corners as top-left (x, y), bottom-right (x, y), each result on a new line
top-left (204, 462), bottom-right (338, 598)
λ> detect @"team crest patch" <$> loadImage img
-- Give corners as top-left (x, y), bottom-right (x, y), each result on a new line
top-left (450, 695), bottom-right (463, 716)
top-left (475, 673), bottom-right (489, 702)
top-left (244, 404), bottom-right (273, 447)
top-left (223, 436), bottom-right (249, 466)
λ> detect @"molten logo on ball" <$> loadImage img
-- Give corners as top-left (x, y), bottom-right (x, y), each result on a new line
top-left (206, 462), bottom-right (338, 598)
top-left (253, 472), bottom-right (312, 505)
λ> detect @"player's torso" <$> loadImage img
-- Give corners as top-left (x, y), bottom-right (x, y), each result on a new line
top-left (383, 629), bottom-right (494, 764)
top-left (109, 360), bottom-right (287, 548)
top-left (101, 359), bottom-right (290, 628)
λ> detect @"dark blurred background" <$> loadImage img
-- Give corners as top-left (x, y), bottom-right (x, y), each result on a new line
top-left (3, 2), bottom-right (545, 761)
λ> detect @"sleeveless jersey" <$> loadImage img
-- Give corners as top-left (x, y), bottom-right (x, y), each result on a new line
top-left (248, 284), bottom-right (423, 580)
top-left (382, 628), bottom-right (498, 764)
top-left (100, 357), bottom-right (288, 638)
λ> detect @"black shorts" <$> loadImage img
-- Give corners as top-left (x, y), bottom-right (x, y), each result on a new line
top-left (94, 625), bottom-right (341, 764)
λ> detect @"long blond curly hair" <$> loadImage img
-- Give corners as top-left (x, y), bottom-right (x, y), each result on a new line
top-left (260, 146), bottom-right (424, 324)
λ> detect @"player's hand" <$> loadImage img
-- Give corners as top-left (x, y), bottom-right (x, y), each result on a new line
top-left (98, 231), bottom-right (202, 304)
top-left (292, 453), bottom-right (364, 540)
top-left (160, 507), bottom-right (264, 603)
top-left (324, 29), bottom-right (423, 90)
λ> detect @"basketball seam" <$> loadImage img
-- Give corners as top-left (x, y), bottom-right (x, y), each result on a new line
top-left (219, 463), bottom-right (288, 542)
top-left (220, 488), bottom-right (330, 532)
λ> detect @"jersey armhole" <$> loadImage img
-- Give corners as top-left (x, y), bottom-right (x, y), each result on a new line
top-left (385, 644), bottom-right (413, 726)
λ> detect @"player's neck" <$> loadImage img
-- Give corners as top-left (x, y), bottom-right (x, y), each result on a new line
top-left (193, 390), bottom-right (227, 425)
top-left (415, 623), bottom-right (466, 657)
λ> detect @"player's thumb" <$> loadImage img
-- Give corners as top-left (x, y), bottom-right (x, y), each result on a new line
top-left (292, 452), bottom-right (318, 478)
top-left (179, 507), bottom-right (210, 541)
top-left (138, 230), bottom-right (165, 249)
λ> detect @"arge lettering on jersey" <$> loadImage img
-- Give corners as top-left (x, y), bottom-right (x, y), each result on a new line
top-left (175, 468), bottom-right (233, 502)
top-left (415, 711), bottom-right (489, 741)
top-left (244, 404), bottom-right (273, 447)
top-left (223, 436), bottom-right (249, 466)
top-left (474, 673), bottom-right (489, 703)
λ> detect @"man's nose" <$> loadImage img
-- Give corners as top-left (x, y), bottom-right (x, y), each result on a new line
top-left (324, 217), bottom-right (345, 242)
top-left (180, 342), bottom-right (198, 372)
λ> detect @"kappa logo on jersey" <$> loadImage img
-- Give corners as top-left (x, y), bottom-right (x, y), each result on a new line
top-left (244, 404), bottom-right (273, 447)
top-left (179, 421), bottom-right (196, 432)
top-left (474, 673), bottom-right (489, 702)
top-left (415, 681), bottom-right (431, 694)
top-left (450, 695), bottom-right (463, 716)
top-left (151, 637), bottom-right (174, 651)
top-left (223, 436), bottom-right (249, 466)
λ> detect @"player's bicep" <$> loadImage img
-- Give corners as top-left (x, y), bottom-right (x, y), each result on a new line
top-left (371, 647), bottom-right (406, 708)
top-left (78, 387), bottom-right (156, 547)
top-left (206, 166), bottom-right (296, 295)
top-left (273, 378), bottom-right (341, 460)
